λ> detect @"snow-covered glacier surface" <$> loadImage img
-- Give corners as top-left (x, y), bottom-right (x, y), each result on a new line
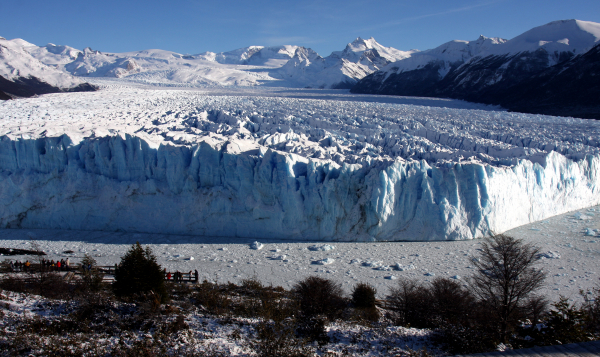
top-left (1, 83), bottom-right (599, 241)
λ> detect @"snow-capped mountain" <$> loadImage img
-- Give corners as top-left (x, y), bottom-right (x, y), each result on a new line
top-left (484, 41), bottom-right (600, 119)
top-left (278, 37), bottom-right (415, 88)
top-left (17, 42), bottom-right (297, 86)
top-left (0, 37), bottom-right (95, 99)
top-left (24, 42), bottom-right (83, 66)
top-left (16, 36), bottom-right (410, 89)
top-left (351, 19), bottom-right (600, 118)
top-left (196, 45), bottom-right (299, 67)
top-left (4, 18), bottom-right (598, 105)
top-left (26, 45), bottom-right (281, 86)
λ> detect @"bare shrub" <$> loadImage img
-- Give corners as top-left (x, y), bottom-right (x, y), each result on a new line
top-left (351, 282), bottom-right (379, 323)
top-left (194, 280), bottom-right (231, 316)
top-left (352, 282), bottom-right (377, 309)
top-left (513, 296), bottom-right (593, 348)
top-left (0, 274), bottom-right (27, 293)
top-left (0, 271), bottom-right (73, 299)
top-left (428, 277), bottom-right (475, 326)
top-left (386, 278), bottom-right (431, 328)
top-left (522, 295), bottom-right (549, 326)
top-left (436, 323), bottom-right (497, 355)
top-left (240, 277), bottom-right (263, 295)
top-left (296, 315), bottom-right (330, 344)
top-left (469, 234), bottom-right (546, 342)
top-left (79, 254), bottom-right (104, 292)
top-left (582, 287), bottom-right (600, 335)
top-left (292, 276), bottom-right (346, 320)
top-left (252, 319), bottom-right (314, 357)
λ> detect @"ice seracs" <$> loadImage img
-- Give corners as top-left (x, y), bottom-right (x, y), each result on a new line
top-left (0, 85), bottom-right (599, 241)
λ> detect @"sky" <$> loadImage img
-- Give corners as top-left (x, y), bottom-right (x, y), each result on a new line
top-left (1, 0), bottom-right (599, 56)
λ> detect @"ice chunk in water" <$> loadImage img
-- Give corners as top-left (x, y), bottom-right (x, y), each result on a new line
top-left (362, 261), bottom-right (383, 268)
top-left (315, 258), bottom-right (335, 265)
top-left (308, 244), bottom-right (335, 251)
top-left (394, 264), bottom-right (416, 271)
top-left (537, 251), bottom-right (561, 259)
top-left (272, 255), bottom-right (287, 260)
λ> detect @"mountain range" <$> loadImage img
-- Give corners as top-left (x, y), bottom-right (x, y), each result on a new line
top-left (1, 19), bottom-right (599, 118)
top-left (352, 19), bottom-right (600, 119)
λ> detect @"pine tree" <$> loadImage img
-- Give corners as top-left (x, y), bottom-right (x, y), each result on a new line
top-left (113, 242), bottom-right (167, 302)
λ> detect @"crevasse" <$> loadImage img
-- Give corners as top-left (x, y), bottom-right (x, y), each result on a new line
top-left (0, 134), bottom-right (599, 241)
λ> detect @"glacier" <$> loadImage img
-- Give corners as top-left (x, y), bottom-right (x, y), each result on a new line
top-left (1, 84), bottom-right (599, 241)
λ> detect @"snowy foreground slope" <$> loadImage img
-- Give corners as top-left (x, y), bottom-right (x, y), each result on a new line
top-left (0, 84), bottom-right (599, 241)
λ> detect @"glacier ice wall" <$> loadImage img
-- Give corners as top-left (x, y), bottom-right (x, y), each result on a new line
top-left (1, 134), bottom-right (598, 241)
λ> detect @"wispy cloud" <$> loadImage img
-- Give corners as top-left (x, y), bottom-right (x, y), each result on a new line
top-left (357, 0), bottom-right (507, 33)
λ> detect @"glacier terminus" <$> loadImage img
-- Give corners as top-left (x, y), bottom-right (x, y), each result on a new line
top-left (0, 86), bottom-right (599, 241)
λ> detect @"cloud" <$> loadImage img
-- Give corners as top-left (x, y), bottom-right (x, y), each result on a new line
top-left (357, 0), bottom-right (507, 33)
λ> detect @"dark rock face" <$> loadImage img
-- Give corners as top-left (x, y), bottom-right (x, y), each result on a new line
top-left (352, 44), bottom-right (600, 119)
top-left (352, 60), bottom-right (463, 97)
top-left (0, 75), bottom-right (96, 100)
top-left (486, 44), bottom-right (600, 119)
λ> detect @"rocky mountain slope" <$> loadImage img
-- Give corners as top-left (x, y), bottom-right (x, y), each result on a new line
top-left (278, 37), bottom-right (415, 88)
top-left (6, 36), bottom-right (411, 89)
top-left (0, 37), bottom-right (95, 98)
top-left (351, 20), bottom-right (600, 118)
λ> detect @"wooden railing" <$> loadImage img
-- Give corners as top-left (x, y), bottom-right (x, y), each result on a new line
top-left (2, 264), bottom-right (200, 283)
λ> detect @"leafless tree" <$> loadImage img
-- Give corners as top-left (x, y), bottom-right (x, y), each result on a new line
top-left (469, 234), bottom-right (546, 342)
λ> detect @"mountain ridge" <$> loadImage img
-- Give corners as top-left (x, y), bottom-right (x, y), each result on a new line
top-left (2, 18), bottom-right (599, 119)
top-left (0, 37), bottom-right (95, 98)
top-left (351, 19), bottom-right (600, 119)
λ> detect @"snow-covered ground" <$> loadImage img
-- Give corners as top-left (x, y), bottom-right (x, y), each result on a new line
top-left (1, 204), bottom-right (598, 303)
top-left (1, 83), bottom-right (599, 241)
top-left (0, 289), bottom-right (436, 356)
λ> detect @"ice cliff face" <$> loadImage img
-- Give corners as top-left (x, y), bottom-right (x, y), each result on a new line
top-left (1, 134), bottom-right (598, 241)
top-left (1, 86), bottom-right (599, 241)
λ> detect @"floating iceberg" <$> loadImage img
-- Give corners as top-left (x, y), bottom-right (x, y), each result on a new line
top-left (537, 251), bottom-right (561, 259)
top-left (315, 258), bottom-right (335, 265)
top-left (308, 244), bottom-right (335, 251)
top-left (394, 264), bottom-right (416, 271)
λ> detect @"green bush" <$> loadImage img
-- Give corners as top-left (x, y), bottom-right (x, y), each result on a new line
top-left (113, 242), bottom-right (168, 303)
